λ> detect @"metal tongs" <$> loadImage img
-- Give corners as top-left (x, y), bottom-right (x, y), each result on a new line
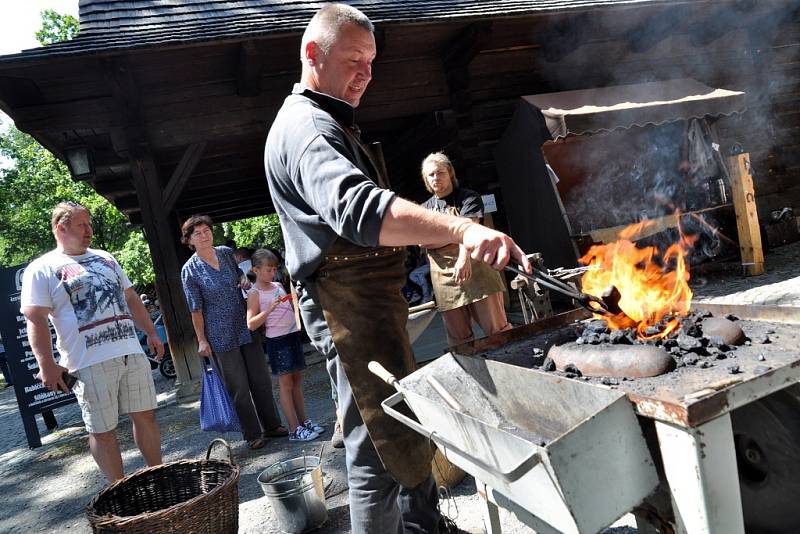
top-left (505, 264), bottom-right (623, 316)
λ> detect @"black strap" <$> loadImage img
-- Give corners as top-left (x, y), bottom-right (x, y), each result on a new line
top-left (339, 124), bottom-right (390, 189)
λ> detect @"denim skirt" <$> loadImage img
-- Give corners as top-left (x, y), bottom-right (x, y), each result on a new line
top-left (264, 330), bottom-right (306, 375)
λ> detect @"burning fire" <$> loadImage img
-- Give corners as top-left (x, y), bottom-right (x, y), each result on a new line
top-left (579, 217), bottom-right (697, 339)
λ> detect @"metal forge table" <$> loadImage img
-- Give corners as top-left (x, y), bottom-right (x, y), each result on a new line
top-left (445, 303), bottom-right (800, 534)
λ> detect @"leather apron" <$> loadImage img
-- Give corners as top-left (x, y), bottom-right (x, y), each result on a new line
top-left (314, 239), bottom-right (435, 488)
top-left (427, 207), bottom-right (506, 312)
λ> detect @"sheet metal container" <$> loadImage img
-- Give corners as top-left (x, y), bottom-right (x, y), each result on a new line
top-left (257, 456), bottom-right (327, 533)
top-left (381, 353), bottom-right (658, 534)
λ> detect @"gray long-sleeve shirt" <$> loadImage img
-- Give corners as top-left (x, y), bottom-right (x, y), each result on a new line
top-left (264, 84), bottom-right (396, 281)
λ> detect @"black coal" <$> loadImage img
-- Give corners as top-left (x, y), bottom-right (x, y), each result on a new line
top-left (533, 310), bottom-right (769, 379)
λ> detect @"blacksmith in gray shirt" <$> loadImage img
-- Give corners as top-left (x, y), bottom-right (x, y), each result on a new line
top-left (264, 4), bottom-right (531, 534)
top-left (265, 83), bottom-right (393, 281)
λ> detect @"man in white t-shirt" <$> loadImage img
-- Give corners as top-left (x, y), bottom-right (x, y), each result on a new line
top-left (21, 201), bottom-right (165, 482)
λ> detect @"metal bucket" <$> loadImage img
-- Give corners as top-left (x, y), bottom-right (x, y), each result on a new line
top-left (257, 456), bottom-right (327, 533)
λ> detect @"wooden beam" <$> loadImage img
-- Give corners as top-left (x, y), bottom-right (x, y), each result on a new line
top-left (180, 184), bottom-right (268, 205)
top-left (162, 141), bottom-right (206, 212)
top-left (183, 173), bottom-right (265, 195)
top-left (624, 5), bottom-right (692, 54)
top-left (179, 197), bottom-right (271, 213)
top-left (200, 203), bottom-right (273, 220)
top-left (587, 206), bottom-right (733, 244)
top-left (12, 97), bottom-right (122, 131)
top-left (727, 153), bottom-right (764, 276)
top-left (185, 155), bottom-right (261, 178)
top-left (539, 12), bottom-right (593, 62)
top-left (113, 194), bottom-right (140, 211)
top-left (92, 177), bottom-right (134, 197)
top-left (128, 143), bottom-right (205, 400)
top-left (236, 41), bottom-right (264, 97)
top-left (107, 56), bottom-right (204, 400)
top-left (182, 206), bottom-right (274, 224)
top-left (441, 22), bottom-right (492, 73)
top-left (440, 23), bottom-right (491, 191)
top-left (0, 75), bottom-right (44, 109)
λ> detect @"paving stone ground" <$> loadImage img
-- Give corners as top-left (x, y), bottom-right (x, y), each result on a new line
top-left (0, 240), bottom-right (797, 533)
top-left (691, 239), bottom-right (800, 306)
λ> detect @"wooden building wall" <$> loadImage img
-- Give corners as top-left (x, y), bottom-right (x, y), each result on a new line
top-left (376, 3), bottom-right (800, 237)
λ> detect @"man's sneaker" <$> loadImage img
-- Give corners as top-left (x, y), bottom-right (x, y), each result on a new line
top-left (304, 419), bottom-right (325, 434)
top-left (289, 425), bottom-right (319, 442)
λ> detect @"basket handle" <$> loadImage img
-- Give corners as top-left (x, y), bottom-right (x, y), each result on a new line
top-left (206, 438), bottom-right (236, 465)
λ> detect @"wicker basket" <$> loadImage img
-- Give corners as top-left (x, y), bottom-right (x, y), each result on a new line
top-left (86, 438), bottom-right (240, 533)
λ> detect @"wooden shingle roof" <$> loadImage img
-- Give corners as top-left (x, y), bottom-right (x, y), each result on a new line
top-left (2, 0), bottom-right (678, 60)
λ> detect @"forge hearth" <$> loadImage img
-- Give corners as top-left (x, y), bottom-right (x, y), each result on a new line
top-left (446, 303), bottom-right (800, 534)
top-left (543, 311), bottom-right (747, 378)
top-left (455, 306), bottom-right (792, 402)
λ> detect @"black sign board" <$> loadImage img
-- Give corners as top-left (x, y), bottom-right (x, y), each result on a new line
top-left (0, 264), bottom-right (77, 448)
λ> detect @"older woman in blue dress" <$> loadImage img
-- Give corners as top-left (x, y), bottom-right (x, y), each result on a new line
top-left (180, 214), bottom-right (286, 449)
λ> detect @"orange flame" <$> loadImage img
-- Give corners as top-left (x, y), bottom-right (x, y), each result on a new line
top-left (579, 217), bottom-right (697, 339)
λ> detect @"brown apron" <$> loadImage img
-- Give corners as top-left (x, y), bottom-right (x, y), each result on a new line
top-left (427, 208), bottom-right (506, 312)
top-left (314, 238), bottom-right (434, 488)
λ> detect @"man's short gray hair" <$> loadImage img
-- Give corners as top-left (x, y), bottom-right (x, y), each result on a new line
top-left (301, 3), bottom-right (374, 57)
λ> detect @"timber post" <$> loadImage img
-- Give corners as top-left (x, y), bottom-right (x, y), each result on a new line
top-left (441, 22), bottom-right (492, 188)
top-left (108, 57), bottom-right (203, 402)
top-left (727, 153), bottom-right (765, 276)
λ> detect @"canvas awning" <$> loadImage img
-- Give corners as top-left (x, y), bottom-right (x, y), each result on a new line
top-left (523, 78), bottom-right (746, 139)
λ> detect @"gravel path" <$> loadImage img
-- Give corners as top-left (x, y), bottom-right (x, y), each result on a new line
top-left (0, 352), bottom-right (638, 533)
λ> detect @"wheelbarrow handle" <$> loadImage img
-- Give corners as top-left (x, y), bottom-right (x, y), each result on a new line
top-left (382, 391), bottom-right (540, 483)
top-left (369, 361), bottom-right (398, 387)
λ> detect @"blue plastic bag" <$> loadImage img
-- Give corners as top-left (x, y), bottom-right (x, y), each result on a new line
top-left (200, 366), bottom-right (241, 433)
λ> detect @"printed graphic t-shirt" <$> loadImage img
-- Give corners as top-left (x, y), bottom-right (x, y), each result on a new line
top-left (21, 248), bottom-right (144, 372)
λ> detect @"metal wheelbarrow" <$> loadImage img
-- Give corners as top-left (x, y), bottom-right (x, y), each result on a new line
top-left (406, 300), bottom-right (438, 344)
top-left (370, 353), bottom-right (659, 534)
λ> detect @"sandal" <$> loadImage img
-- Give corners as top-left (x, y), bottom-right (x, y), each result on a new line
top-left (263, 426), bottom-right (289, 437)
top-left (247, 438), bottom-right (266, 450)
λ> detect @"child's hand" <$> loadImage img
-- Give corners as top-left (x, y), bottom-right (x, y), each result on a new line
top-left (269, 295), bottom-right (281, 311)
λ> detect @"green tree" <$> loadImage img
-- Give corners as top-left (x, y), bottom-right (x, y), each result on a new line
top-left (0, 9), bottom-right (154, 288)
top-left (0, 127), bottom-right (87, 264)
top-left (115, 231), bottom-right (156, 287)
top-left (35, 9), bottom-right (79, 45)
top-left (221, 214), bottom-right (284, 252)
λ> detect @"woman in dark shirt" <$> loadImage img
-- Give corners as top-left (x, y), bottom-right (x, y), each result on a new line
top-left (421, 153), bottom-right (512, 346)
top-left (180, 215), bottom-right (286, 449)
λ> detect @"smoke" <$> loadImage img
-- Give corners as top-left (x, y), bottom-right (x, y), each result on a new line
top-left (535, 2), bottom-right (800, 261)
top-left (538, 1), bottom-right (800, 215)
top-left (554, 121), bottom-right (687, 231)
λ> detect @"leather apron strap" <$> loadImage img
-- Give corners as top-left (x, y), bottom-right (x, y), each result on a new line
top-left (314, 240), bottom-right (434, 488)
